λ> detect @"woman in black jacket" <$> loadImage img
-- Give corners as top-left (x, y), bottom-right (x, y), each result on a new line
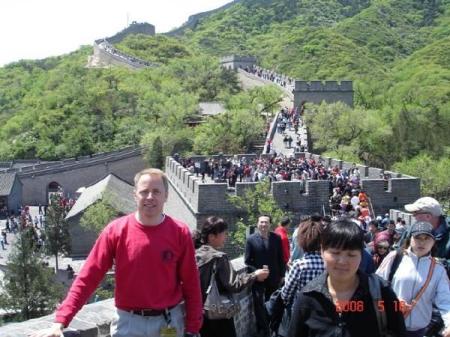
top-left (194, 216), bottom-right (269, 337)
top-left (288, 219), bottom-right (406, 337)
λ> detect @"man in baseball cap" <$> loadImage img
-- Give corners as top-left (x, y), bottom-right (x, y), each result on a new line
top-left (405, 197), bottom-right (443, 217)
top-left (405, 197), bottom-right (449, 259)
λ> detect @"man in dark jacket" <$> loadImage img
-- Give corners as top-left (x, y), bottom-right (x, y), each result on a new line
top-left (245, 215), bottom-right (285, 337)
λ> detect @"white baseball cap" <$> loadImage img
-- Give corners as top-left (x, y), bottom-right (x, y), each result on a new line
top-left (405, 197), bottom-right (442, 217)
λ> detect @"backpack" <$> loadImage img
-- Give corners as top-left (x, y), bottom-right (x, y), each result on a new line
top-left (368, 274), bottom-right (396, 337)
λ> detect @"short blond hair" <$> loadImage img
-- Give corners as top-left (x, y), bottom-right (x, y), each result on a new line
top-left (134, 168), bottom-right (169, 192)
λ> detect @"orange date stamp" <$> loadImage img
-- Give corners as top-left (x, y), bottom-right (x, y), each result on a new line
top-left (335, 300), bottom-right (364, 312)
top-left (335, 300), bottom-right (408, 313)
top-left (377, 300), bottom-right (408, 313)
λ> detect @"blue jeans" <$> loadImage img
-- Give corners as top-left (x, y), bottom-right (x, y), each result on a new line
top-left (110, 304), bottom-right (185, 337)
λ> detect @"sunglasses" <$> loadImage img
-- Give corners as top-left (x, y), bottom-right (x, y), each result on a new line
top-left (412, 212), bottom-right (431, 216)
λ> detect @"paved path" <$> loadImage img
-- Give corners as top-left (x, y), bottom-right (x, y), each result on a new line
top-left (237, 69), bottom-right (309, 156)
top-left (0, 206), bottom-right (82, 291)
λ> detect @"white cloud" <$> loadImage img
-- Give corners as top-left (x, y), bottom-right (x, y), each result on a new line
top-left (0, 0), bottom-right (232, 66)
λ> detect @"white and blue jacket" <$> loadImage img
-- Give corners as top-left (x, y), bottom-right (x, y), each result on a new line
top-left (376, 248), bottom-right (450, 331)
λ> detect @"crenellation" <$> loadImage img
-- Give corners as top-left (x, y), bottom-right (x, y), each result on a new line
top-left (325, 81), bottom-right (339, 90)
top-left (220, 55), bottom-right (257, 70)
top-left (235, 182), bottom-right (258, 197)
top-left (323, 156), bottom-right (333, 167)
top-left (368, 167), bottom-right (383, 179)
top-left (389, 210), bottom-right (415, 226)
top-left (294, 80), bottom-right (353, 92)
top-left (165, 155), bottom-right (419, 228)
top-left (294, 80), bottom-right (354, 107)
top-left (309, 81), bottom-right (324, 91)
top-left (330, 158), bottom-right (343, 169)
top-left (339, 80), bottom-right (353, 91)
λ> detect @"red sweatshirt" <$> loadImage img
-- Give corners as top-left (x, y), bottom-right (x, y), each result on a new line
top-left (274, 226), bottom-right (290, 264)
top-left (55, 214), bottom-right (203, 332)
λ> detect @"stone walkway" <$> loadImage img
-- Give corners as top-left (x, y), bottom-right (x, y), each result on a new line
top-left (0, 206), bottom-right (81, 291)
top-left (237, 69), bottom-right (309, 157)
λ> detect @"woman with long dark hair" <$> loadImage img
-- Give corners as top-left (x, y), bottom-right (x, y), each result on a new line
top-left (194, 216), bottom-right (269, 337)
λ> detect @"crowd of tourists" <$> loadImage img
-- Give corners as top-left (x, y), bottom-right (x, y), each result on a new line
top-left (28, 166), bottom-right (449, 337)
top-left (194, 196), bottom-right (450, 337)
top-left (98, 40), bottom-right (153, 67)
top-left (178, 153), bottom-right (354, 183)
top-left (176, 153), bottom-right (369, 217)
top-left (0, 194), bottom-right (75, 257)
top-left (243, 65), bottom-right (294, 89)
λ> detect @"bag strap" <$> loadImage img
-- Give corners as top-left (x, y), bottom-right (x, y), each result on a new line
top-left (404, 257), bottom-right (436, 318)
top-left (388, 248), bottom-right (404, 283)
top-left (206, 259), bottom-right (219, 295)
top-left (368, 274), bottom-right (388, 337)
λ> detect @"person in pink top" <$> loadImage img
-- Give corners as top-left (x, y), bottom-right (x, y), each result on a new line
top-left (30, 168), bottom-right (202, 337)
top-left (274, 216), bottom-right (291, 265)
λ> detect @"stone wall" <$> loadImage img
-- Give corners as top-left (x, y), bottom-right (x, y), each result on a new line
top-left (0, 258), bottom-right (255, 337)
top-left (166, 151), bottom-right (420, 224)
top-left (7, 176), bottom-right (22, 212)
top-left (293, 80), bottom-right (354, 107)
top-left (67, 213), bottom-right (99, 257)
top-left (92, 41), bottom-right (155, 69)
top-left (220, 55), bottom-right (257, 71)
top-left (16, 146), bottom-right (147, 205)
top-left (389, 209), bottom-right (416, 225)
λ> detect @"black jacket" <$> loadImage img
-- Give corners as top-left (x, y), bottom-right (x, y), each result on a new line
top-left (287, 271), bottom-right (406, 337)
top-left (245, 231), bottom-right (285, 288)
top-left (196, 245), bottom-right (256, 303)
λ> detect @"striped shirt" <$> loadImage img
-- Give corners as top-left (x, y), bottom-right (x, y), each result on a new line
top-left (281, 252), bottom-right (324, 305)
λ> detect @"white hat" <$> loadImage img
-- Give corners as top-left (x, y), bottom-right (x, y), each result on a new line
top-left (405, 197), bottom-right (442, 217)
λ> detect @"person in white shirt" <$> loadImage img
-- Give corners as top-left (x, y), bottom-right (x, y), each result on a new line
top-left (376, 221), bottom-right (450, 337)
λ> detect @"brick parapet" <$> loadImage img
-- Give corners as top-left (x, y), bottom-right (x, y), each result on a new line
top-left (166, 153), bottom-right (420, 218)
top-left (294, 80), bottom-right (353, 91)
top-left (13, 146), bottom-right (143, 178)
top-left (389, 209), bottom-right (416, 226)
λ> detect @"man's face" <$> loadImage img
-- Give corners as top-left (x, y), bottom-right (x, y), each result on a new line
top-left (387, 223), bottom-right (395, 234)
top-left (134, 174), bottom-right (168, 221)
top-left (413, 211), bottom-right (432, 223)
top-left (257, 216), bottom-right (271, 236)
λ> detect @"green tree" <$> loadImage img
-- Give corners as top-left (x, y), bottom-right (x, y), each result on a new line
top-left (142, 127), bottom-right (195, 160)
top-left (392, 154), bottom-right (450, 205)
top-left (80, 196), bottom-right (118, 235)
top-left (193, 109), bottom-right (265, 154)
top-left (304, 102), bottom-right (368, 157)
top-left (147, 136), bottom-right (164, 169)
top-left (0, 227), bottom-right (63, 320)
top-left (228, 180), bottom-right (290, 245)
top-left (43, 194), bottom-right (71, 272)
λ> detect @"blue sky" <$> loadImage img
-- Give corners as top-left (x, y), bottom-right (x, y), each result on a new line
top-left (0, 0), bottom-right (232, 66)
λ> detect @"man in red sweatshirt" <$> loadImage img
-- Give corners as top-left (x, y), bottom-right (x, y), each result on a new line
top-left (30, 168), bottom-right (202, 337)
top-left (274, 216), bottom-right (291, 265)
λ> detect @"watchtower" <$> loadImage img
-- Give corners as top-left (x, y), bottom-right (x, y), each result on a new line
top-left (293, 80), bottom-right (354, 108)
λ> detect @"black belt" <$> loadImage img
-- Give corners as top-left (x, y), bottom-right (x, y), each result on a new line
top-left (123, 305), bottom-right (176, 317)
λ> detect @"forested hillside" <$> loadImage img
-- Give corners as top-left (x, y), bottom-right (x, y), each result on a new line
top-left (0, 0), bottom-right (448, 200)
top-left (180, 0), bottom-right (450, 200)
top-left (0, 38), bottom-right (282, 161)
